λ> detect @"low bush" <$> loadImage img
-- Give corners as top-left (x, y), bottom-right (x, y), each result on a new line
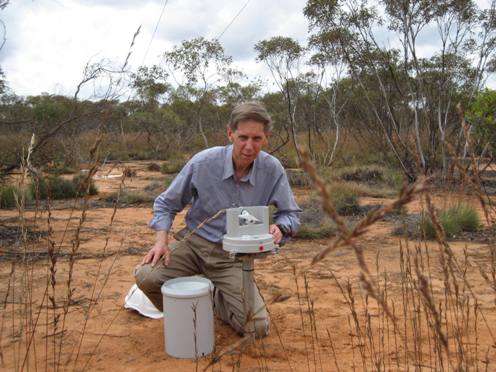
top-left (332, 165), bottom-right (404, 189)
top-left (122, 191), bottom-right (155, 204)
top-left (147, 163), bottom-right (161, 172)
top-left (44, 164), bottom-right (77, 175)
top-left (144, 177), bottom-right (173, 194)
top-left (160, 158), bottom-right (186, 174)
top-left (31, 175), bottom-right (98, 200)
top-left (296, 195), bottom-right (336, 239)
top-left (0, 185), bottom-right (32, 209)
top-left (296, 225), bottom-right (336, 239)
top-left (144, 181), bottom-right (164, 193)
top-left (72, 175), bottom-right (98, 196)
top-left (419, 204), bottom-right (480, 239)
top-left (104, 190), bottom-right (155, 205)
top-left (286, 169), bottom-right (311, 188)
top-left (328, 183), bottom-right (360, 213)
top-left (32, 176), bottom-right (76, 200)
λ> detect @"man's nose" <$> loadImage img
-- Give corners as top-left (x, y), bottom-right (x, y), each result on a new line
top-left (245, 139), bottom-right (254, 150)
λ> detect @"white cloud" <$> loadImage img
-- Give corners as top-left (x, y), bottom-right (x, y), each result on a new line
top-left (0, 0), bottom-right (493, 98)
top-left (0, 0), bottom-right (313, 98)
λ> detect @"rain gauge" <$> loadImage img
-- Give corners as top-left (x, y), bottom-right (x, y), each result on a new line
top-left (222, 206), bottom-right (278, 339)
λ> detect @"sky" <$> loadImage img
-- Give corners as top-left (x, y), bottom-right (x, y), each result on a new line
top-left (0, 0), bottom-right (310, 99)
top-left (0, 0), bottom-right (494, 99)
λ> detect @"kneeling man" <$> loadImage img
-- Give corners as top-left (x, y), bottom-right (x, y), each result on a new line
top-left (135, 102), bottom-right (301, 338)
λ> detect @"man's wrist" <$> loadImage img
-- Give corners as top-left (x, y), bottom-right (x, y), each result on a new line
top-left (276, 223), bottom-right (290, 236)
top-left (155, 230), bottom-right (169, 245)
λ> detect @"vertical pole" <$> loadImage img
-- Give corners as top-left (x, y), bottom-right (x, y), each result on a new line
top-left (241, 255), bottom-right (256, 341)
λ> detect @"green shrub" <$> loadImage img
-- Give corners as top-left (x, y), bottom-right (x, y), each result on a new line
top-left (467, 89), bottom-right (496, 152)
top-left (104, 190), bottom-right (155, 205)
top-left (160, 158), bottom-right (186, 174)
top-left (286, 169), bottom-right (311, 188)
top-left (31, 174), bottom-right (98, 200)
top-left (72, 174), bottom-right (98, 196)
top-left (144, 181), bottom-right (164, 193)
top-left (31, 176), bottom-right (76, 200)
top-left (144, 177), bottom-right (173, 193)
top-left (296, 195), bottom-right (336, 239)
top-left (328, 183), bottom-right (360, 212)
top-left (0, 185), bottom-right (32, 209)
top-left (296, 225), bottom-right (336, 239)
top-left (147, 163), bottom-right (161, 172)
top-left (419, 204), bottom-right (480, 239)
top-left (332, 165), bottom-right (404, 189)
top-left (44, 163), bottom-right (76, 175)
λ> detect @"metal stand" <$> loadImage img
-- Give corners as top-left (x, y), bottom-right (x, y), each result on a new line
top-left (241, 255), bottom-right (256, 340)
top-left (238, 249), bottom-right (278, 340)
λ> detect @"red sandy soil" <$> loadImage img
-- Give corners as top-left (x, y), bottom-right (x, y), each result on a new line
top-left (1, 161), bottom-right (496, 371)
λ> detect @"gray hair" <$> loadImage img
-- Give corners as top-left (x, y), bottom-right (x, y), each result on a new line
top-left (228, 102), bottom-right (272, 133)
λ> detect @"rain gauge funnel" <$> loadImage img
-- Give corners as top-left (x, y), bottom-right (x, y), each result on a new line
top-left (161, 277), bottom-right (215, 358)
top-left (222, 206), bottom-right (277, 339)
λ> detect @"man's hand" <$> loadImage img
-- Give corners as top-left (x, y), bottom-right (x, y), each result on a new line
top-left (142, 230), bottom-right (170, 266)
top-left (269, 224), bottom-right (283, 244)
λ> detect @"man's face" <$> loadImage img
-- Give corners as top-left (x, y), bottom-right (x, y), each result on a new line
top-left (227, 120), bottom-right (268, 170)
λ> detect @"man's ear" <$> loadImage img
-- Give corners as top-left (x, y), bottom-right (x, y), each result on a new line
top-left (227, 126), bottom-right (234, 142)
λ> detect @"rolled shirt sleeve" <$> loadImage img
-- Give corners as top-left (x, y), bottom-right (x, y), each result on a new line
top-left (269, 171), bottom-right (301, 238)
top-left (148, 159), bottom-right (194, 231)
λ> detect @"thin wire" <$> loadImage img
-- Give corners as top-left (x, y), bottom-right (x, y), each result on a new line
top-left (140, 0), bottom-right (169, 67)
top-left (216, 0), bottom-right (251, 41)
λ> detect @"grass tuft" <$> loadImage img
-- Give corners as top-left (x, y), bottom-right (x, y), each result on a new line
top-left (0, 185), bottom-right (32, 209)
top-left (328, 183), bottom-right (360, 212)
top-left (419, 204), bottom-right (480, 239)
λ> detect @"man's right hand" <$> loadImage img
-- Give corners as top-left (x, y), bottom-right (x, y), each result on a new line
top-left (142, 230), bottom-right (170, 266)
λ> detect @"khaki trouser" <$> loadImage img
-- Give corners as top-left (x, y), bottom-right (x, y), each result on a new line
top-left (134, 228), bottom-right (269, 338)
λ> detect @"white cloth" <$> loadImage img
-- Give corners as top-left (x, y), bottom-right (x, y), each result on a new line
top-left (124, 284), bottom-right (163, 319)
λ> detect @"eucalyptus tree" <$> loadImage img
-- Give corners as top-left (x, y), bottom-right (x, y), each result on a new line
top-left (304, 0), bottom-right (496, 179)
top-left (467, 88), bottom-right (496, 156)
top-left (255, 36), bottom-right (305, 161)
top-left (127, 65), bottom-right (178, 156)
top-left (308, 26), bottom-right (351, 166)
top-left (163, 37), bottom-right (232, 148)
top-left (130, 65), bottom-right (170, 107)
top-left (304, 0), bottom-right (418, 180)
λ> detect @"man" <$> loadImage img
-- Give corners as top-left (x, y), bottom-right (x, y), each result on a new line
top-left (135, 102), bottom-right (301, 338)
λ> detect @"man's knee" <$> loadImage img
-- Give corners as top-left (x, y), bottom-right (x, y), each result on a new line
top-left (134, 264), bottom-right (159, 292)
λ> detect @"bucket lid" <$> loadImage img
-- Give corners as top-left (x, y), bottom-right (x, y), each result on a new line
top-left (161, 276), bottom-right (213, 299)
top-left (124, 284), bottom-right (163, 319)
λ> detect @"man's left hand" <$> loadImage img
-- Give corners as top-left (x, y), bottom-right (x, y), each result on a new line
top-left (269, 224), bottom-right (283, 244)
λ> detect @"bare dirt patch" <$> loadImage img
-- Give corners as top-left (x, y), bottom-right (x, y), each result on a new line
top-left (1, 161), bottom-right (496, 371)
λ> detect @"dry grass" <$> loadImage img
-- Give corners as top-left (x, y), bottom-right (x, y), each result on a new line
top-left (2, 117), bottom-right (496, 371)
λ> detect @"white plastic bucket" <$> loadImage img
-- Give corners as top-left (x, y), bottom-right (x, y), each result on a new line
top-left (161, 276), bottom-right (215, 358)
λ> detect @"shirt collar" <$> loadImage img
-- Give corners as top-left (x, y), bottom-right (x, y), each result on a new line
top-left (222, 144), bottom-right (257, 186)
